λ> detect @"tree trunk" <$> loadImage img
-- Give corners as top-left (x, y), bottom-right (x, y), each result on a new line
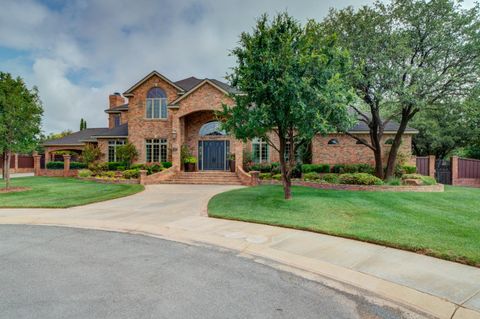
top-left (0, 152), bottom-right (4, 180)
top-left (385, 113), bottom-right (410, 178)
top-left (278, 135), bottom-right (292, 200)
top-left (4, 151), bottom-right (11, 189)
top-left (369, 107), bottom-right (384, 179)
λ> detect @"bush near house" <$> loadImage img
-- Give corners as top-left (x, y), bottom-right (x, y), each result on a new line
top-left (69, 162), bottom-right (87, 169)
top-left (46, 161), bottom-right (87, 170)
top-left (122, 169), bottom-right (140, 179)
top-left (303, 172), bottom-right (321, 181)
top-left (338, 173), bottom-right (384, 185)
top-left (301, 164), bottom-right (330, 173)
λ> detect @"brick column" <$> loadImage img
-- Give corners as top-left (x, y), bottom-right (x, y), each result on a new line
top-left (234, 139), bottom-right (243, 173)
top-left (33, 152), bottom-right (41, 176)
top-left (250, 171), bottom-right (260, 186)
top-left (451, 156), bottom-right (458, 186)
top-left (139, 170), bottom-right (148, 185)
top-left (171, 116), bottom-right (181, 172)
top-left (63, 154), bottom-right (71, 177)
top-left (428, 155), bottom-right (435, 177)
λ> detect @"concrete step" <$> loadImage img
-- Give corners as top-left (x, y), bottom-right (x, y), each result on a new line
top-left (160, 180), bottom-right (243, 185)
top-left (159, 171), bottom-right (243, 185)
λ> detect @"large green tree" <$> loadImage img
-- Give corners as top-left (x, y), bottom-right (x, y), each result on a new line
top-left (322, 0), bottom-right (480, 178)
top-left (0, 72), bottom-right (43, 188)
top-left (220, 13), bottom-right (354, 199)
top-left (411, 86), bottom-right (480, 158)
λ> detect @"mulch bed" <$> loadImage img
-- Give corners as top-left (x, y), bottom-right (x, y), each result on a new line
top-left (0, 187), bottom-right (31, 193)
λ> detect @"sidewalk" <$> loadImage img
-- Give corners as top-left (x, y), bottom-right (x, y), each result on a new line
top-left (0, 184), bottom-right (478, 319)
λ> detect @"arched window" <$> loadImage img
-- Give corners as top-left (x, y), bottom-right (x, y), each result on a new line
top-left (199, 121), bottom-right (226, 136)
top-left (146, 87), bottom-right (167, 119)
top-left (356, 138), bottom-right (367, 145)
top-left (327, 138), bottom-right (339, 145)
top-left (385, 138), bottom-right (394, 145)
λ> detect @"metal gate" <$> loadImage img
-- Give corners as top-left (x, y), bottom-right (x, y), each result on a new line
top-left (435, 159), bottom-right (451, 185)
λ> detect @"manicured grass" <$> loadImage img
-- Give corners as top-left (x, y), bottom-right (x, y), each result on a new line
top-left (0, 177), bottom-right (144, 208)
top-left (208, 185), bottom-right (480, 266)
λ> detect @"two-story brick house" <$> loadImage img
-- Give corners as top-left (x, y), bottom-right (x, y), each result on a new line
top-left (43, 70), bottom-right (417, 181)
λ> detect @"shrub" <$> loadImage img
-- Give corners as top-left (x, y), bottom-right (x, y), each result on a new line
top-left (338, 164), bottom-right (374, 174)
top-left (321, 173), bottom-right (339, 184)
top-left (271, 162), bottom-right (280, 174)
top-left (70, 162), bottom-right (87, 169)
top-left (162, 161), bottom-right (172, 168)
top-left (401, 173), bottom-right (423, 179)
top-left (88, 162), bottom-right (108, 175)
top-left (100, 171), bottom-right (116, 178)
top-left (116, 142), bottom-right (139, 168)
top-left (249, 163), bottom-right (272, 173)
top-left (259, 173), bottom-right (272, 180)
top-left (272, 174), bottom-right (282, 181)
top-left (332, 164), bottom-right (345, 173)
top-left (107, 162), bottom-right (126, 171)
top-left (123, 169), bottom-right (140, 179)
top-left (78, 169), bottom-right (93, 178)
top-left (301, 164), bottom-right (330, 173)
top-left (81, 144), bottom-right (102, 165)
top-left (339, 173), bottom-right (383, 185)
top-left (46, 161), bottom-right (64, 169)
top-left (401, 165), bottom-right (416, 174)
top-left (303, 172), bottom-right (320, 181)
top-left (386, 177), bottom-right (401, 186)
top-left (184, 156), bottom-right (197, 164)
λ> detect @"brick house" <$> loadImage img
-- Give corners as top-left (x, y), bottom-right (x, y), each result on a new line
top-left (43, 70), bottom-right (417, 177)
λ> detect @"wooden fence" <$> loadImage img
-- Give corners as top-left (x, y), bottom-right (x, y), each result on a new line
top-left (0, 153), bottom-right (35, 173)
top-left (451, 156), bottom-right (480, 187)
top-left (415, 156), bottom-right (435, 177)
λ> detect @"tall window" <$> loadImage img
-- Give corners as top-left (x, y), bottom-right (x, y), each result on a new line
top-left (108, 140), bottom-right (125, 162)
top-left (146, 87), bottom-right (167, 119)
top-left (113, 114), bottom-right (121, 127)
top-left (252, 138), bottom-right (269, 163)
top-left (146, 139), bottom-right (168, 162)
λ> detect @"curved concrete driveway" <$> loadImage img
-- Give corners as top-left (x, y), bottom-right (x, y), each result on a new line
top-left (0, 184), bottom-right (479, 319)
top-left (0, 225), bottom-right (421, 319)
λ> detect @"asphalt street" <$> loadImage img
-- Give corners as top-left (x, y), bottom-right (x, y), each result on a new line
top-left (0, 225), bottom-right (428, 319)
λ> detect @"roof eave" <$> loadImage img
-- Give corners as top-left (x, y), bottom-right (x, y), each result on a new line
top-left (169, 79), bottom-right (231, 105)
top-left (123, 70), bottom-right (185, 96)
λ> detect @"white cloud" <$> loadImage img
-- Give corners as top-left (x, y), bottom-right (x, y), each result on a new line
top-left (0, 0), bottom-right (477, 133)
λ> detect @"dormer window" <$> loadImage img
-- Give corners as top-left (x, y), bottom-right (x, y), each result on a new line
top-left (146, 87), bottom-right (167, 119)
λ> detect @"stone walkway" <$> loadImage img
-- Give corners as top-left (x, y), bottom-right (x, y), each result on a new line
top-left (0, 184), bottom-right (478, 319)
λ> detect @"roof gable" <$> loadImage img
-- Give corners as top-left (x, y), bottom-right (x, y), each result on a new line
top-left (170, 79), bottom-right (231, 105)
top-left (123, 71), bottom-right (185, 97)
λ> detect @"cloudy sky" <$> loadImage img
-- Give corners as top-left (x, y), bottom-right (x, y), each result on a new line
top-left (0, 0), bottom-right (476, 134)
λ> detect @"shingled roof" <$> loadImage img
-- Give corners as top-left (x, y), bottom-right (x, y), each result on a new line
top-left (174, 76), bottom-right (239, 94)
top-left (43, 125), bottom-right (128, 146)
top-left (349, 121), bottom-right (418, 133)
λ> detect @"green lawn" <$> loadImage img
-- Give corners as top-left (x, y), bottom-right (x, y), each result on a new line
top-left (0, 177), bottom-right (144, 208)
top-left (208, 185), bottom-right (480, 266)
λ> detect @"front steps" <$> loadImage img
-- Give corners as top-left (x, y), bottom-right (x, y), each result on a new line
top-left (160, 171), bottom-right (244, 185)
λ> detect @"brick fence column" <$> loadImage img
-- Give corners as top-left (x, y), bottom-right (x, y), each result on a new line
top-left (451, 156), bottom-right (458, 186)
top-left (63, 154), bottom-right (71, 177)
top-left (428, 155), bottom-right (435, 177)
top-left (33, 152), bottom-right (41, 176)
top-left (250, 171), bottom-right (260, 186)
top-left (139, 170), bottom-right (148, 185)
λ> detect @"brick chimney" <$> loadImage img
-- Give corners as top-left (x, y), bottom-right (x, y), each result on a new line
top-left (109, 92), bottom-right (125, 108)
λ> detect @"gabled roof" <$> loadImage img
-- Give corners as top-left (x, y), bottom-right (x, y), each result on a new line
top-left (349, 121), bottom-right (418, 134)
top-left (169, 79), bottom-right (234, 105)
top-left (123, 71), bottom-right (185, 97)
top-left (174, 76), bottom-right (239, 95)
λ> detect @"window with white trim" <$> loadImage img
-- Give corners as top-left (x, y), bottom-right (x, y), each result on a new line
top-left (108, 140), bottom-right (125, 162)
top-left (146, 88), bottom-right (168, 119)
top-left (252, 138), bottom-right (269, 163)
top-left (146, 139), bottom-right (168, 162)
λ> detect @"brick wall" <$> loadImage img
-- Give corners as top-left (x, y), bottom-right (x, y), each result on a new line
top-left (126, 74), bottom-right (181, 163)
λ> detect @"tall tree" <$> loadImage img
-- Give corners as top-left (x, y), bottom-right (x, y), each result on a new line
top-left (79, 118), bottom-right (87, 130)
top-left (322, 0), bottom-right (480, 178)
top-left (220, 13), bottom-right (354, 199)
top-left (0, 72), bottom-right (43, 188)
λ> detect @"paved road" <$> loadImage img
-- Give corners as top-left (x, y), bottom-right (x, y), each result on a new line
top-left (0, 225), bottom-right (425, 319)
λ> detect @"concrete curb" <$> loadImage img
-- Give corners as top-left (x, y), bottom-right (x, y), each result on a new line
top-left (1, 218), bottom-right (478, 319)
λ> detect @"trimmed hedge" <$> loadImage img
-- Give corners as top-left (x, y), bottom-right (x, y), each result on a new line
top-left (321, 173), bottom-right (339, 184)
top-left (162, 161), bottom-right (173, 169)
top-left (303, 172), bottom-right (321, 181)
top-left (69, 162), bottom-right (87, 169)
top-left (106, 162), bottom-right (126, 171)
top-left (339, 173), bottom-right (383, 185)
top-left (46, 161), bottom-right (64, 169)
top-left (259, 173), bottom-right (272, 180)
top-left (301, 164), bottom-right (330, 173)
top-left (122, 169), bottom-right (140, 179)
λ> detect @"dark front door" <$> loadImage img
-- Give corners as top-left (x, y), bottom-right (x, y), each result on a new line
top-left (202, 141), bottom-right (226, 170)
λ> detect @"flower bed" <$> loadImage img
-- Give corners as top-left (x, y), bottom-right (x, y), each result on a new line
top-left (260, 179), bottom-right (444, 192)
top-left (78, 177), bottom-right (139, 184)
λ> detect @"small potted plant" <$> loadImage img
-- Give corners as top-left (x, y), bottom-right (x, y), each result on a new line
top-left (228, 153), bottom-right (236, 172)
top-left (184, 156), bottom-right (197, 172)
